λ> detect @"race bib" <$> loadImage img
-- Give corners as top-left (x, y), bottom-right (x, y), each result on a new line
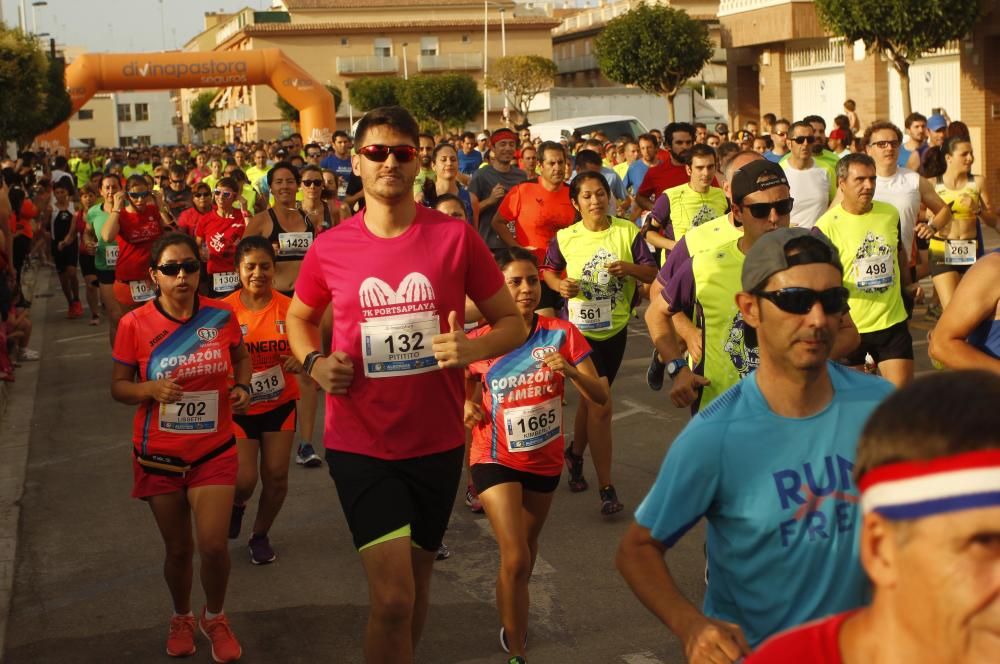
top-left (212, 271), bottom-right (241, 293)
top-left (504, 398), bottom-right (561, 453)
top-left (944, 239), bottom-right (976, 266)
top-left (854, 254), bottom-right (894, 291)
top-left (129, 279), bottom-right (155, 303)
top-left (159, 390), bottom-right (219, 433)
top-left (105, 244), bottom-right (119, 267)
top-left (277, 232), bottom-right (312, 257)
top-left (249, 364), bottom-right (285, 404)
top-left (360, 314), bottom-right (440, 378)
top-left (568, 298), bottom-right (612, 331)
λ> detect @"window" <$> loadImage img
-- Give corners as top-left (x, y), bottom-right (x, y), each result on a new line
top-left (134, 103), bottom-right (149, 122)
top-left (137, 135), bottom-right (151, 147)
top-left (420, 36), bottom-right (439, 56)
top-left (340, 37), bottom-right (348, 46)
top-left (77, 109), bottom-right (94, 120)
top-left (79, 138), bottom-right (95, 148)
top-left (117, 104), bottom-right (131, 122)
top-left (374, 38), bottom-right (392, 57)
top-left (119, 136), bottom-right (134, 148)
top-left (461, 34), bottom-right (469, 43)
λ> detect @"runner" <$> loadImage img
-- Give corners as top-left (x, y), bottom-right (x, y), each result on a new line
top-left (412, 133), bottom-right (436, 199)
top-left (101, 174), bottom-right (173, 314)
top-left (635, 123), bottom-right (697, 211)
top-left (623, 133), bottom-right (660, 201)
top-left (110, 232), bottom-right (250, 662)
top-left (243, 161), bottom-right (323, 468)
top-left (925, 136), bottom-right (997, 310)
top-left (815, 154), bottom-right (914, 388)
top-left (285, 105), bottom-right (526, 664)
top-left (494, 141), bottom-right (576, 316)
top-left (245, 148), bottom-right (270, 194)
top-left (619, 227), bottom-right (894, 659)
top-left (781, 121), bottom-right (835, 229)
top-left (195, 177), bottom-right (248, 299)
top-left (762, 118), bottom-right (790, 163)
top-left (468, 128), bottom-right (527, 254)
top-left (541, 171), bottom-right (657, 513)
top-left (746, 371), bottom-right (1000, 663)
top-left (319, 130), bottom-right (353, 199)
top-left (421, 143), bottom-right (479, 227)
top-left (164, 165), bottom-right (194, 221)
top-left (898, 112), bottom-right (927, 169)
top-left (645, 144), bottom-right (728, 253)
top-left (929, 251), bottom-right (1000, 370)
top-left (299, 164), bottom-right (340, 232)
top-left (176, 182), bottom-right (214, 237)
top-left (87, 174), bottom-right (124, 343)
top-left (49, 178), bottom-right (82, 318)
top-left (466, 247), bottom-right (608, 664)
top-left (224, 235), bottom-right (301, 565)
top-left (75, 185), bottom-right (102, 325)
top-left (456, 131), bottom-right (483, 183)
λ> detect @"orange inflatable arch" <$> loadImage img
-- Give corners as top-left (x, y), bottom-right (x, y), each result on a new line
top-left (37, 49), bottom-right (336, 153)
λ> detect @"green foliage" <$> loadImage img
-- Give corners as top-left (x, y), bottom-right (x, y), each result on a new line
top-left (347, 76), bottom-right (404, 112)
top-left (485, 55), bottom-right (558, 123)
top-left (188, 91), bottom-right (218, 133)
top-left (595, 2), bottom-right (714, 121)
top-left (276, 84), bottom-right (342, 123)
top-left (0, 25), bottom-right (66, 146)
top-left (399, 74), bottom-right (482, 133)
top-left (814, 0), bottom-right (980, 116)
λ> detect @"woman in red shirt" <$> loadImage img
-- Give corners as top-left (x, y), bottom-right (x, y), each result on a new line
top-left (176, 182), bottom-right (214, 237)
top-left (196, 177), bottom-right (247, 298)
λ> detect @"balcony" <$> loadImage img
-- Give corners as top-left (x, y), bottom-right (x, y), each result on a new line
top-left (553, 1), bottom-right (636, 36)
top-left (418, 52), bottom-right (482, 72)
top-left (556, 54), bottom-right (598, 74)
top-left (718, 0), bottom-right (814, 18)
top-left (336, 55), bottom-right (399, 75)
top-left (718, 0), bottom-right (825, 48)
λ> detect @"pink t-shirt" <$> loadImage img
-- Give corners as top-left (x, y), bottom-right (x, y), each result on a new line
top-left (295, 205), bottom-right (505, 460)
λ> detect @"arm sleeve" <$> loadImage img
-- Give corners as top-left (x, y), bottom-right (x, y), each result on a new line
top-left (541, 235), bottom-right (567, 273)
top-left (563, 321), bottom-right (593, 366)
top-left (292, 237), bottom-right (331, 309)
top-left (631, 233), bottom-right (657, 267)
top-left (464, 223), bottom-right (505, 304)
top-left (634, 421), bottom-right (723, 547)
top-left (650, 193), bottom-right (671, 229)
top-left (111, 312), bottom-right (139, 367)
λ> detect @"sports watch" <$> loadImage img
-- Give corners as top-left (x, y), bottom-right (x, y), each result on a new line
top-left (666, 358), bottom-right (687, 379)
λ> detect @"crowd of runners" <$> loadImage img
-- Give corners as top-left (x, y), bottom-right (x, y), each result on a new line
top-left (0, 101), bottom-right (998, 664)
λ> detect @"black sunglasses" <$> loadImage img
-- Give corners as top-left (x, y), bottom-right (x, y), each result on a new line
top-left (156, 259), bottom-right (200, 276)
top-left (306, 152), bottom-right (322, 158)
top-left (755, 287), bottom-right (849, 315)
top-left (358, 144), bottom-right (417, 163)
top-left (127, 190), bottom-right (150, 199)
top-left (301, 179), bottom-right (324, 187)
top-left (791, 136), bottom-right (817, 145)
top-left (193, 192), bottom-right (211, 198)
top-left (169, 179), bottom-right (185, 184)
top-left (743, 198), bottom-right (794, 219)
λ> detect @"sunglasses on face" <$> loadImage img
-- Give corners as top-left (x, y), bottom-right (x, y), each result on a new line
top-left (871, 140), bottom-right (901, 150)
top-left (214, 190), bottom-right (234, 199)
top-left (755, 286), bottom-right (850, 315)
top-left (306, 152), bottom-right (322, 158)
top-left (791, 136), bottom-right (817, 145)
top-left (127, 190), bottom-right (150, 199)
top-left (742, 198), bottom-right (794, 218)
top-left (774, 131), bottom-right (788, 137)
top-left (156, 259), bottom-right (200, 276)
top-left (358, 144), bottom-right (418, 163)
top-left (301, 179), bottom-right (324, 187)
top-left (193, 192), bottom-right (211, 198)
top-left (169, 179), bottom-right (185, 184)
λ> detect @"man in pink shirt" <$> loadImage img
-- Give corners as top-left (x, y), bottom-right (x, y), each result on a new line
top-left (286, 106), bottom-right (527, 664)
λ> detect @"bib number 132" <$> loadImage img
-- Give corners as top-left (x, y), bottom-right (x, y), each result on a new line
top-left (383, 331), bottom-right (424, 355)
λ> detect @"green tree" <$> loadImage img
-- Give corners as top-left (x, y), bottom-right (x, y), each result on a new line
top-left (276, 84), bottom-right (342, 123)
top-left (814, 0), bottom-right (981, 118)
top-left (188, 91), bottom-right (217, 135)
top-left (486, 55), bottom-right (558, 124)
top-left (0, 25), bottom-right (55, 147)
top-left (595, 2), bottom-right (714, 122)
top-left (347, 76), bottom-right (404, 112)
top-left (399, 74), bottom-right (482, 133)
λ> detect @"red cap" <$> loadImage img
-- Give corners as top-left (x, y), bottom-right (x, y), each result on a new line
top-left (829, 128), bottom-right (847, 141)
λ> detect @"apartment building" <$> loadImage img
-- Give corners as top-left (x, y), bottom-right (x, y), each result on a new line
top-left (70, 90), bottom-right (178, 148)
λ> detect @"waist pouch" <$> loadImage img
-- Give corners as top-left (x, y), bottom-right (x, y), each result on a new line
top-left (134, 437), bottom-right (235, 478)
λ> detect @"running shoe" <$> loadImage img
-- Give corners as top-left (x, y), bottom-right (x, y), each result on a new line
top-left (599, 485), bottom-right (624, 516)
top-left (564, 445), bottom-right (588, 492)
top-left (295, 442), bottom-right (322, 467)
top-left (507, 658), bottom-right (527, 664)
top-left (228, 504), bottom-right (245, 540)
top-left (68, 301), bottom-right (84, 319)
top-left (199, 610), bottom-right (242, 663)
top-left (465, 483), bottom-right (484, 513)
top-left (19, 348), bottom-right (40, 362)
top-left (88, 314), bottom-right (100, 326)
top-left (436, 543), bottom-right (451, 560)
top-left (166, 614), bottom-right (197, 657)
top-left (646, 350), bottom-right (666, 391)
top-left (499, 626), bottom-right (527, 654)
top-left (248, 533), bottom-right (276, 565)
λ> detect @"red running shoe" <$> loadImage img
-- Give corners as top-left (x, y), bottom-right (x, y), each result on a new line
top-left (199, 609), bottom-right (242, 662)
top-left (166, 614), bottom-right (196, 657)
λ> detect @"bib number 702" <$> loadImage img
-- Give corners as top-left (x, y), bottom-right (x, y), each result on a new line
top-left (176, 401), bottom-right (207, 417)
top-left (383, 332), bottom-right (424, 354)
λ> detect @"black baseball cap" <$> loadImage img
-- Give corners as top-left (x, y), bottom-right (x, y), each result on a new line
top-left (741, 227), bottom-right (843, 292)
top-left (730, 161), bottom-right (789, 206)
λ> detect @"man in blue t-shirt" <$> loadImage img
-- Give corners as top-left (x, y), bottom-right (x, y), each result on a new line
top-left (320, 130), bottom-right (354, 199)
top-left (618, 228), bottom-right (893, 658)
top-left (457, 131), bottom-right (483, 179)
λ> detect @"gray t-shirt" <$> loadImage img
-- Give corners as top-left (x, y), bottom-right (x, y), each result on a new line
top-left (468, 164), bottom-right (527, 250)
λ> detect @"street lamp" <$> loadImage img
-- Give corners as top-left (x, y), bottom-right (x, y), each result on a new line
top-left (31, 1), bottom-right (47, 35)
top-left (483, 1), bottom-right (510, 130)
top-left (402, 42), bottom-right (409, 80)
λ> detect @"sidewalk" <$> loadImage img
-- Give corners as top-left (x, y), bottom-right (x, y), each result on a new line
top-left (0, 267), bottom-right (51, 657)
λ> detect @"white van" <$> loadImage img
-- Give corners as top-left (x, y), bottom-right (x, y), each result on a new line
top-left (525, 115), bottom-right (648, 143)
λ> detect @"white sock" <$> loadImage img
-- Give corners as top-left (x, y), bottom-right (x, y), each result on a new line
top-left (204, 609), bottom-right (223, 620)
top-left (174, 610), bottom-right (194, 618)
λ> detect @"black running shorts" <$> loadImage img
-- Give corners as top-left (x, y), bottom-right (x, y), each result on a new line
top-left (844, 319), bottom-right (914, 365)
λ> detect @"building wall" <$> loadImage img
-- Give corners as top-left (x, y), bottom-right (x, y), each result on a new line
top-left (69, 94), bottom-right (117, 148)
top-left (115, 91), bottom-right (178, 147)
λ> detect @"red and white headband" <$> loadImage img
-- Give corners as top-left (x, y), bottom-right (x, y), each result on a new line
top-left (858, 449), bottom-right (1000, 520)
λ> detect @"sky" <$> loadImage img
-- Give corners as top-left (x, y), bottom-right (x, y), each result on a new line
top-left (0, 0), bottom-right (272, 53)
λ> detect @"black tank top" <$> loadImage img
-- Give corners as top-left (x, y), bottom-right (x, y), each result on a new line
top-left (267, 208), bottom-right (314, 262)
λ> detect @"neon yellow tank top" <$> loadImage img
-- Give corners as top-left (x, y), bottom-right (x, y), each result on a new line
top-left (815, 201), bottom-right (907, 334)
top-left (935, 177), bottom-right (980, 222)
top-left (665, 184), bottom-right (729, 240)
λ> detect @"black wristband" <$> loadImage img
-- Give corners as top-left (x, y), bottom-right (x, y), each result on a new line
top-left (232, 383), bottom-right (251, 395)
top-left (303, 351), bottom-right (322, 377)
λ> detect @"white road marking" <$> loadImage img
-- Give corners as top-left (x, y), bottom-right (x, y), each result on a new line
top-left (612, 398), bottom-right (663, 422)
top-left (621, 651), bottom-right (666, 664)
top-left (54, 332), bottom-right (106, 343)
top-left (53, 352), bottom-right (93, 360)
top-left (912, 338), bottom-right (928, 348)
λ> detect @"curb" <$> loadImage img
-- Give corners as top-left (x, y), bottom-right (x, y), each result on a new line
top-left (0, 267), bottom-right (52, 658)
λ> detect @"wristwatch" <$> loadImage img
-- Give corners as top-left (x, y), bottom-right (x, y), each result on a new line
top-left (666, 358), bottom-right (687, 379)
